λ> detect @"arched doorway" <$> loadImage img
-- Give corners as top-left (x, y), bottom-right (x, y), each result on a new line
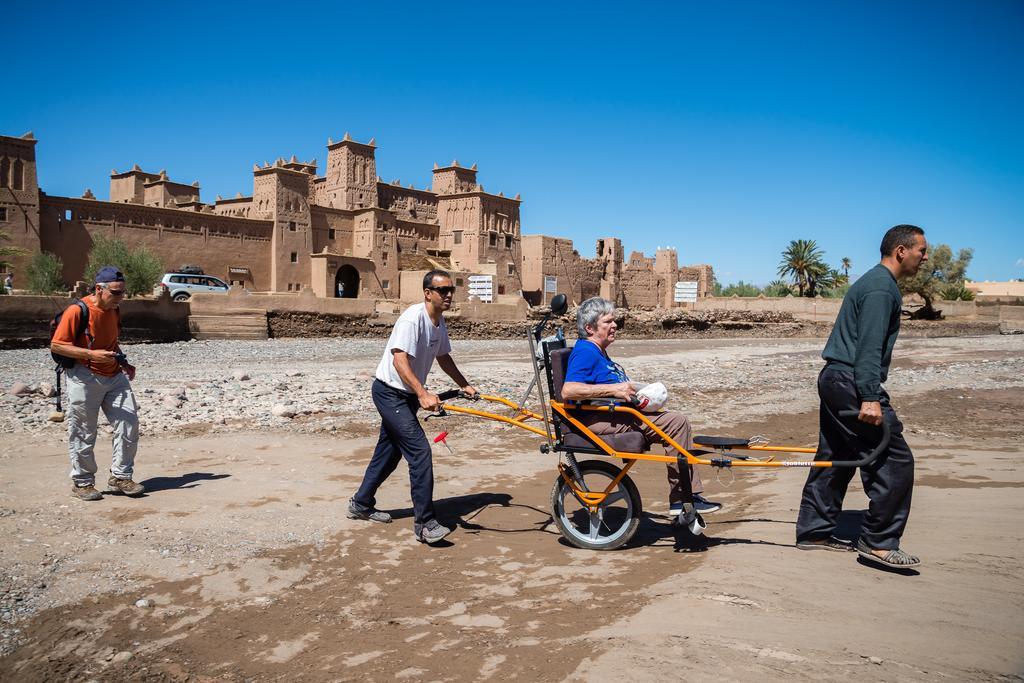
top-left (335, 265), bottom-right (359, 298)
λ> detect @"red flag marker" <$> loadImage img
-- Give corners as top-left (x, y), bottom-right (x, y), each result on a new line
top-left (433, 431), bottom-right (454, 454)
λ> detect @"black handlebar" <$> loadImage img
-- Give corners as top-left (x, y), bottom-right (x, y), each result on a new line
top-left (835, 409), bottom-right (891, 467)
top-left (437, 389), bottom-right (480, 402)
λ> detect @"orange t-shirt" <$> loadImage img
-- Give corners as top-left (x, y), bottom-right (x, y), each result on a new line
top-left (52, 296), bottom-right (122, 376)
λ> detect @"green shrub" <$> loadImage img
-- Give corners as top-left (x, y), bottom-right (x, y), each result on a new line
top-left (26, 251), bottom-right (65, 294)
top-left (940, 282), bottom-right (975, 301)
top-left (84, 236), bottom-right (163, 296)
top-left (763, 280), bottom-right (793, 297)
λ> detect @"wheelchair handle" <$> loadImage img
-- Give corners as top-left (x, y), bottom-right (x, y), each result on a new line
top-left (836, 409), bottom-right (891, 467)
top-left (437, 389), bottom-right (479, 402)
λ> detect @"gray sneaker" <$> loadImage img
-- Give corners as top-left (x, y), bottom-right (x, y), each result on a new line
top-left (71, 485), bottom-right (103, 501)
top-left (107, 476), bottom-right (145, 496)
top-left (414, 520), bottom-right (452, 544)
top-left (347, 499), bottom-right (392, 524)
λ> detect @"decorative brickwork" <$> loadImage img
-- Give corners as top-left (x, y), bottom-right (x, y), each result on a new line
top-left (1, 131), bottom-right (708, 306)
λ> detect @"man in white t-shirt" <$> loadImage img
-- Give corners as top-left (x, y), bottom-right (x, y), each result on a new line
top-left (348, 269), bottom-right (477, 544)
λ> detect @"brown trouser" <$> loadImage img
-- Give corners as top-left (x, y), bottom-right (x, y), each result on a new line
top-left (576, 410), bottom-right (704, 502)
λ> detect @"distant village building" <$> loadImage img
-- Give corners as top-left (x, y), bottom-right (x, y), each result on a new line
top-left (965, 280), bottom-right (1024, 300)
top-left (0, 131), bottom-right (711, 305)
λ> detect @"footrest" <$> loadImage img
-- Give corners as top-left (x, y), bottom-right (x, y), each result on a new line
top-left (694, 435), bottom-right (750, 448)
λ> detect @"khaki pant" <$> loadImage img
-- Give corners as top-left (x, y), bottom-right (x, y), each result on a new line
top-left (576, 410), bottom-right (704, 502)
top-left (65, 364), bottom-right (139, 487)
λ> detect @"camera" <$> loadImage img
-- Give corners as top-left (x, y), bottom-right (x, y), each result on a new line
top-left (114, 351), bottom-right (128, 364)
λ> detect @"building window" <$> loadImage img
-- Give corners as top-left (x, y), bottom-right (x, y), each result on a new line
top-left (453, 231), bottom-right (463, 245)
top-left (65, 209), bottom-right (73, 221)
top-left (381, 251), bottom-right (388, 266)
top-left (12, 159), bottom-right (23, 190)
top-left (288, 221), bottom-right (296, 231)
top-left (507, 263), bottom-right (515, 275)
top-left (0, 207), bottom-right (6, 221)
top-left (489, 232), bottom-right (497, 247)
top-left (498, 285), bottom-right (506, 295)
top-left (455, 277), bottom-right (464, 286)
top-left (381, 279), bottom-right (390, 290)
top-left (505, 235), bottom-right (512, 249)
top-left (328, 228), bottom-right (336, 240)
top-left (290, 252), bottom-right (298, 263)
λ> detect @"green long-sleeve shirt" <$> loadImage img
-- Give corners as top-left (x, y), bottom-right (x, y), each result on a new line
top-left (821, 263), bottom-right (902, 402)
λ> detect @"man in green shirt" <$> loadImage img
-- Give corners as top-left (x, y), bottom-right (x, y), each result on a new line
top-left (796, 225), bottom-right (929, 569)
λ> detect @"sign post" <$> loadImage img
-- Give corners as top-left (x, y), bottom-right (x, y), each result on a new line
top-left (543, 275), bottom-right (557, 306)
top-left (674, 281), bottom-right (699, 306)
top-left (468, 274), bottom-right (493, 303)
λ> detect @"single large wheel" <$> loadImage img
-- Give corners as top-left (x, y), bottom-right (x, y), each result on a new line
top-left (172, 293), bottom-right (190, 302)
top-left (550, 459), bottom-right (642, 551)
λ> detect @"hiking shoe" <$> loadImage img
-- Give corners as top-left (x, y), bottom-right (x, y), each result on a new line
top-left (414, 520), bottom-right (452, 544)
top-left (71, 485), bottom-right (103, 501)
top-left (671, 495), bottom-right (722, 516)
top-left (694, 495), bottom-right (722, 514)
top-left (107, 476), bottom-right (145, 496)
top-left (347, 499), bottom-right (392, 524)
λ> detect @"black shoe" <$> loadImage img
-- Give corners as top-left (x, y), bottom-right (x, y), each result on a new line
top-left (796, 536), bottom-right (855, 552)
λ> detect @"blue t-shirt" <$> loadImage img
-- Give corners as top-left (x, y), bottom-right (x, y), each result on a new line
top-left (565, 339), bottom-right (629, 385)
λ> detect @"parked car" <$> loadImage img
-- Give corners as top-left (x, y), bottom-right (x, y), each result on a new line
top-left (160, 273), bottom-right (230, 301)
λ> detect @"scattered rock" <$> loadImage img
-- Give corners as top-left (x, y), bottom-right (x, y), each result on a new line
top-left (271, 404), bottom-right (296, 418)
top-left (8, 382), bottom-right (31, 396)
top-left (232, 370), bottom-right (250, 381)
top-left (134, 598), bottom-right (152, 608)
top-left (38, 382), bottom-right (56, 398)
top-left (111, 651), bottom-right (134, 663)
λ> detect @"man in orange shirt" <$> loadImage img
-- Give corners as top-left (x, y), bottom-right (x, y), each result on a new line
top-left (51, 266), bottom-right (144, 501)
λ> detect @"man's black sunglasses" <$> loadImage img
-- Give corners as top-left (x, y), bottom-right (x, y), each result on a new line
top-left (427, 286), bottom-right (456, 297)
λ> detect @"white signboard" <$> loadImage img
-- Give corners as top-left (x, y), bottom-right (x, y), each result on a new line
top-left (467, 274), bottom-right (493, 303)
top-left (673, 281), bottom-right (699, 303)
top-left (544, 275), bottom-right (558, 293)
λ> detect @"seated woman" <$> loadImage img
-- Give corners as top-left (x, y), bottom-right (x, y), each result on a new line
top-left (561, 297), bottom-right (722, 516)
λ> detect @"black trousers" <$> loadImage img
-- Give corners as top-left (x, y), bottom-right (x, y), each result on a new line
top-left (353, 379), bottom-right (436, 524)
top-left (795, 366), bottom-right (915, 550)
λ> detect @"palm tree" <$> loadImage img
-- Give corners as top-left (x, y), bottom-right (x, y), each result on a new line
top-left (841, 257), bottom-right (851, 277)
top-left (778, 239), bottom-right (827, 297)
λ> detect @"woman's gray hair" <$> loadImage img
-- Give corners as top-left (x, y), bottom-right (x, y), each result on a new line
top-left (577, 297), bottom-right (615, 338)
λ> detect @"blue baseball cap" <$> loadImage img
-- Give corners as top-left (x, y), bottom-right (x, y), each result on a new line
top-left (95, 266), bottom-right (125, 284)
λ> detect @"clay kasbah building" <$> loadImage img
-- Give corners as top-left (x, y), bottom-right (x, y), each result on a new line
top-left (0, 131), bottom-right (712, 307)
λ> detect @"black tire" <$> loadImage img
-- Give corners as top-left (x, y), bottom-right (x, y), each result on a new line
top-left (172, 293), bottom-right (190, 302)
top-left (550, 459), bottom-right (642, 551)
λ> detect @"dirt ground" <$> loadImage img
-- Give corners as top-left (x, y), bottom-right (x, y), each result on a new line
top-left (0, 334), bottom-right (1022, 681)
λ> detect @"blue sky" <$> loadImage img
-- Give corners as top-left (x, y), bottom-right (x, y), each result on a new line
top-left (5, 1), bottom-right (1022, 285)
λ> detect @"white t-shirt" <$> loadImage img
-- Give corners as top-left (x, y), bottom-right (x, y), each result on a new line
top-left (375, 303), bottom-right (452, 393)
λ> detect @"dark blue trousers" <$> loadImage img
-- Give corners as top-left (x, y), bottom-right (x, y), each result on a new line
top-left (353, 379), bottom-right (436, 524)
top-left (795, 366), bottom-right (915, 550)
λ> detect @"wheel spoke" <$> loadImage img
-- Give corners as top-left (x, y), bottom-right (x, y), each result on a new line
top-left (588, 513), bottom-right (602, 540)
top-left (603, 490), bottom-right (626, 506)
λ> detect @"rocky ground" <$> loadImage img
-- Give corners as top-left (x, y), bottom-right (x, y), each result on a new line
top-left (0, 331), bottom-right (1022, 680)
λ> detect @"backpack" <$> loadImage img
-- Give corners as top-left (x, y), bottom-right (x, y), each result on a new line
top-left (49, 300), bottom-right (90, 369)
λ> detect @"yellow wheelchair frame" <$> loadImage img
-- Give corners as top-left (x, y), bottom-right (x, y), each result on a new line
top-left (432, 294), bottom-right (889, 550)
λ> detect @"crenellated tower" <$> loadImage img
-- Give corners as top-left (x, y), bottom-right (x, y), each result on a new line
top-left (324, 133), bottom-right (377, 210)
top-left (252, 157), bottom-right (315, 292)
top-left (0, 132), bottom-right (41, 275)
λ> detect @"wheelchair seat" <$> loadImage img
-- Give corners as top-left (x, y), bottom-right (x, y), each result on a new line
top-left (544, 343), bottom-right (648, 454)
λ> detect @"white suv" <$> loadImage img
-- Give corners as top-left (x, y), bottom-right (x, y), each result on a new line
top-left (160, 273), bottom-right (230, 301)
